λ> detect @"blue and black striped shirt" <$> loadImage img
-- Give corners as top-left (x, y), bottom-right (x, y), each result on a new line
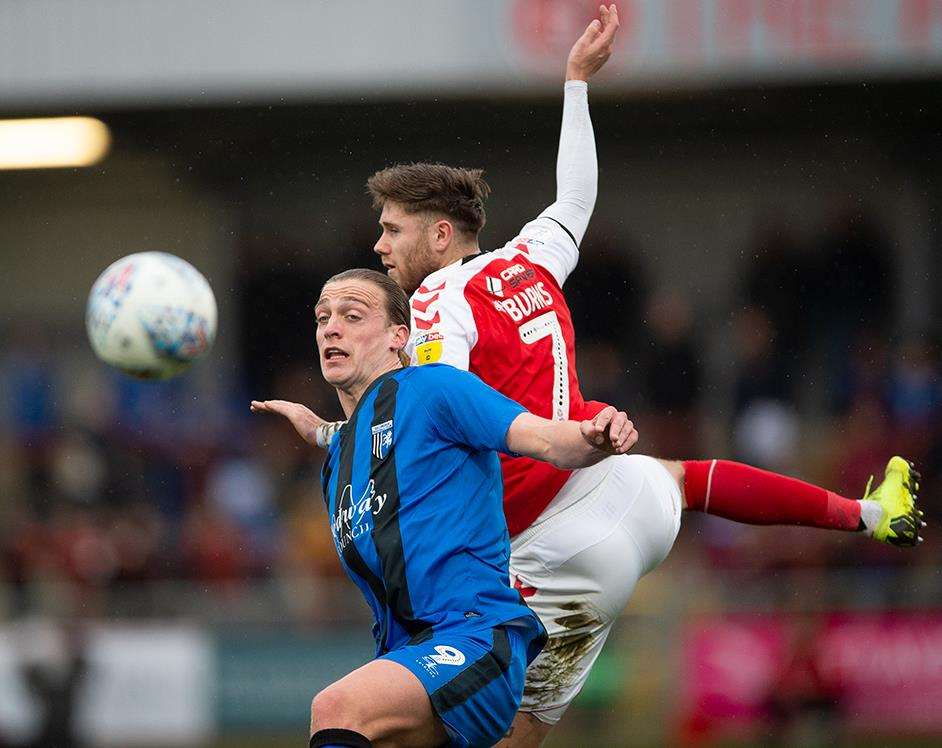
top-left (321, 364), bottom-right (544, 658)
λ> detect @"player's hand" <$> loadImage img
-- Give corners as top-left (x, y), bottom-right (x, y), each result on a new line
top-left (250, 399), bottom-right (332, 448)
top-left (580, 405), bottom-right (637, 455)
top-left (566, 4), bottom-right (619, 82)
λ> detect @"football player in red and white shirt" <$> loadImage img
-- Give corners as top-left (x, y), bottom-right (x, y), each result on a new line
top-left (258, 5), bottom-right (921, 746)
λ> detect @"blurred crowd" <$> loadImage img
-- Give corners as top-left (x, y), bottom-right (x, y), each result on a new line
top-left (0, 338), bottom-right (346, 620)
top-left (1, 204), bottom-right (939, 623)
top-left (572, 204), bottom-right (941, 579)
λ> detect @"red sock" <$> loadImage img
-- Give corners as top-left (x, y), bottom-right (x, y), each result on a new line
top-left (682, 460), bottom-right (862, 531)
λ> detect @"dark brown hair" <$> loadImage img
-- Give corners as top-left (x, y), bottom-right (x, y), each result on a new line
top-left (323, 268), bottom-right (410, 329)
top-left (367, 162), bottom-right (491, 237)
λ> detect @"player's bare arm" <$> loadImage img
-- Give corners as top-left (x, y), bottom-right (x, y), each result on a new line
top-left (249, 399), bottom-right (341, 448)
top-left (506, 406), bottom-right (637, 470)
top-left (566, 4), bottom-right (619, 82)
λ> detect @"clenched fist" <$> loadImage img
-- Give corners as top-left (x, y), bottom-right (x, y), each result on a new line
top-left (580, 405), bottom-right (637, 455)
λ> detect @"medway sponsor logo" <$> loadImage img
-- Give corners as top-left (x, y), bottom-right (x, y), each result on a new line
top-left (413, 331), bottom-right (443, 365)
top-left (330, 479), bottom-right (387, 551)
top-left (371, 419), bottom-right (393, 460)
top-left (492, 281), bottom-right (554, 322)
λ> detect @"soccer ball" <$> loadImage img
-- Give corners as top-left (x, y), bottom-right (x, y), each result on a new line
top-left (86, 251), bottom-right (217, 380)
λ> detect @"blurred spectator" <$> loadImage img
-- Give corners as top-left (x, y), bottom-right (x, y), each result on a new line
top-left (733, 307), bottom-right (794, 415)
top-left (828, 396), bottom-right (893, 498)
top-left (108, 502), bottom-right (166, 585)
top-left (0, 208), bottom-right (930, 639)
top-left (577, 340), bottom-right (632, 405)
top-left (813, 202), bottom-right (896, 412)
top-left (733, 401), bottom-right (799, 473)
top-left (731, 307), bottom-right (798, 471)
top-left (18, 622), bottom-right (89, 748)
top-left (742, 218), bottom-right (812, 361)
top-left (886, 335), bottom-right (942, 434)
top-left (830, 332), bottom-right (890, 415)
top-left (179, 502), bottom-right (247, 586)
top-left (236, 232), bottom-right (366, 397)
top-left (1, 324), bottom-right (59, 443)
top-left (763, 616), bottom-right (844, 747)
top-left (278, 477), bottom-right (345, 581)
top-left (48, 430), bottom-right (106, 507)
top-left (206, 454), bottom-right (279, 573)
top-left (639, 288), bottom-right (704, 458)
top-left (565, 230), bottom-right (647, 356)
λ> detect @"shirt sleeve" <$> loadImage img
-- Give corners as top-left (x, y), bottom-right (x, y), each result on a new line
top-left (408, 283), bottom-right (476, 371)
top-left (509, 217), bottom-right (580, 289)
top-left (421, 366), bottom-right (526, 454)
top-left (510, 81), bottom-right (597, 288)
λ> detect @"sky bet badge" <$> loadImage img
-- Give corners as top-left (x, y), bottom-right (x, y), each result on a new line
top-left (371, 419), bottom-right (393, 460)
top-left (414, 331), bottom-right (443, 365)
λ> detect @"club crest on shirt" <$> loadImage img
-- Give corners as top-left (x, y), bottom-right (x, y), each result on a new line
top-left (371, 419), bottom-right (394, 460)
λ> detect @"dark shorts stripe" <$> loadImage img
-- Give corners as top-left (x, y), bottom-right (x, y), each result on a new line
top-left (408, 627), bottom-right (434, 646)
top-left (430, 627), bottom-right (512, 714)
top-left (371, 377), bottom-right (431, 643)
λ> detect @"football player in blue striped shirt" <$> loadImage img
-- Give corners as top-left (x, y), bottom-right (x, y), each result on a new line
top-left (251, 268), bottom-right (636, 748)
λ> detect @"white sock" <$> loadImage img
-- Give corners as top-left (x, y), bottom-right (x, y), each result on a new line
top-left (858, 499), bottom-right (884, 536)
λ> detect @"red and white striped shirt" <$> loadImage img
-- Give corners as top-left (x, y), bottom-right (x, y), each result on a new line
top-left (406, 215), bottom-right (607, 537)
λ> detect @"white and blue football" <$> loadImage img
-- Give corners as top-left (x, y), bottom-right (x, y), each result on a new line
top-left (86, 251), bottom-right (217, 379)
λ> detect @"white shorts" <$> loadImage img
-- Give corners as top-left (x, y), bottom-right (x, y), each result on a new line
top-left (509, 454), bottom-right (682, 724)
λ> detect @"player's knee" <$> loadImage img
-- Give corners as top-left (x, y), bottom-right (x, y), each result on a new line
top-left (654, 458), bottom-right (686, 503)
top-left (310, 685), bottom-right (360, 733)
top-left (655, 458), bottom-right (684, 484)
top-left (495, 712), bottom-right (554, 748)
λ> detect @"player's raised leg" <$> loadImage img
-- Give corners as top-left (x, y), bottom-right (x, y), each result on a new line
top-left (679, 456), bottom-right (923, 546)
top-left (501, 454), bottom-right (682, 748)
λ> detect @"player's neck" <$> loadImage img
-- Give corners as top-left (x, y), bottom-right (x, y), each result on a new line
top-left (337, 360), bottom-right (404, 418)
top-left (439, 242), bottom-right (481, 269)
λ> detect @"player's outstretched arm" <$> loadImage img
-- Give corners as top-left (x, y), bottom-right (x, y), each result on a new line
top-left (250, 399), bottom-right (343, 449)
top-left (506, 406), bottom-right (636, 469)
top-left (532, 4), bottom-right (618, 279)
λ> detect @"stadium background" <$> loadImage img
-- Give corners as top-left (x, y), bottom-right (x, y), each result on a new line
top-left (1, 1), bottom-right (941, 745)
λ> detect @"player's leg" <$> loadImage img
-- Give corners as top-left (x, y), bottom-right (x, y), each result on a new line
top-left (309, 658), bottom-right (446, 747)
top-left (675, 456), bottom-right (923, 546)
top-left (371, 625), bottom-right (534, 748)
top-left (502, 455), bottom-right (681, 747)
top-left (496, 712), bottom-right (552, 748)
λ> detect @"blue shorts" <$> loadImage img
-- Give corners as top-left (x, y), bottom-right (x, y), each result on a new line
top-left (381, 624), bottom-right (530, 747)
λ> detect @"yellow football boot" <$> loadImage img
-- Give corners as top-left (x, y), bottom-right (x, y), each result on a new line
top-left (863, 456), bottom-right (924, 547)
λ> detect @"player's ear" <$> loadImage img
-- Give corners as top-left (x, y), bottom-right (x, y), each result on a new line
top-left (430, 219), bottom-right (454, 252)
top-left (389, 323), bottom-right (410, 352)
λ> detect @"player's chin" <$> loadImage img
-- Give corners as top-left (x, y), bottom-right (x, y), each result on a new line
top-left (320, 359), bottom-right (349, 384)
top-left (388, 267), bottom-right (417, 293)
